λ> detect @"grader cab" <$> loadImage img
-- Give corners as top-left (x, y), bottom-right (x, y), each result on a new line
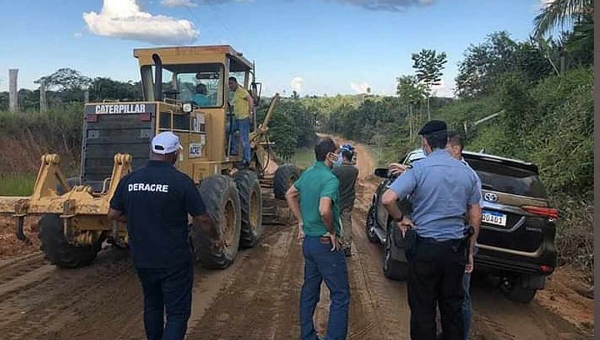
top-left (0, 45), bottom-right (301, 269)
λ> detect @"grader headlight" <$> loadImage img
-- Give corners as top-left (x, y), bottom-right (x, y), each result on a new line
top-left (182, 102), bottom-right (193, 113)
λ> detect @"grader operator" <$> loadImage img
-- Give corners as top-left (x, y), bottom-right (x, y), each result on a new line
top-left (0, 45), bottom-right (301, 269)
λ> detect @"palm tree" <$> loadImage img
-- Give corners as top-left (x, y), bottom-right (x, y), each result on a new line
top-left (533, 0), bottom-right (594, 38)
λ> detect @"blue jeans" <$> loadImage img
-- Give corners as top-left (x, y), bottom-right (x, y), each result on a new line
top-left (226, 117), bottom-right (251, 163)
top-left (300, 236), bottom-right (350, 340)
top-left (462, 273), bottom-right (472, 340)
top-left (135, 261), bottom-right (194, 340)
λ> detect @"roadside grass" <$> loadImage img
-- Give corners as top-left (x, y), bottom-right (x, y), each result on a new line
top-left (0, 173), bottom-right (36, 196)
top-left (292, 148), bottom-right (315, 169)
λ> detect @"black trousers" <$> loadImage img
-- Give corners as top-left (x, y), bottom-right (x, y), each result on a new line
top-left (407, 238), bottom-right (466, 340)
top-left (135, 261), bottom-right (194, 340)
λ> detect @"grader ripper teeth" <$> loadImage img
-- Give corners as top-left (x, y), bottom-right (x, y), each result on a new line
top-left (0, 153), bottom-right (132, 246)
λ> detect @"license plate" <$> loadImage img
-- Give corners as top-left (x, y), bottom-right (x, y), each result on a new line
top-left (482, 210), bottom-right (507, 226)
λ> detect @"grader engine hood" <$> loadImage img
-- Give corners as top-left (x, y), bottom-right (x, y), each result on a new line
top-left (82, 102), bottom-right (161, 183)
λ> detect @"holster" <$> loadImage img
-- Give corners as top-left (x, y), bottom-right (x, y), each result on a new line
top-left (404, 228), bottom-right (417, 262)
top-left (459, 226), bottom-right (475, 264)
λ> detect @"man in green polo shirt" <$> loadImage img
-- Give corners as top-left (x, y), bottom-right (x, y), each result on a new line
top-left (226, 76), bottom-right (254, 166)
top-left (285, 137), bottom-right (350, 340)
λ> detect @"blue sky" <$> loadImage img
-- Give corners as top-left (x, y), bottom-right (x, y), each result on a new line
top-left (0, 0), bottom-right (551, 97)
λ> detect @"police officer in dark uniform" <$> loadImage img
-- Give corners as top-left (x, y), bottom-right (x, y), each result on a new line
top-left (381, 121), bottom-right (482, 340)
top-left (108, 131), bottom-right (222, 340)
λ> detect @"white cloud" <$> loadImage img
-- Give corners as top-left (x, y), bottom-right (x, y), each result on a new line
top-left (83, 0), bottom-right (199, 45)
top-left (161, 0), bottom-right (198, 7)
top-left (350, 82), bottom-right (371, 94)
top-left (290, 77), bottom-right (303, 92)
top-left (74, 32), bottom-right (83, 38)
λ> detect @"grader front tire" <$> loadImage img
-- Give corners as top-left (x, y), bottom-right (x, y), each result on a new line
top-left (234, 170), bottom-right (263, 248)
top-left (38, 214), bottom-right (101, 268)
top-left (192, 175), bottom-right (242, 269)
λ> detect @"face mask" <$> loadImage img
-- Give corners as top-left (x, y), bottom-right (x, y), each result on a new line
top-left (333, 154), bottom-right (343, 167)
top-left (327, 152), bottom-right (340, 168)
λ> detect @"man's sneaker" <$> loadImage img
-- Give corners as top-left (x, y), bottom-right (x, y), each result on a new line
top-left (344, 247), bottom-right (352, 257)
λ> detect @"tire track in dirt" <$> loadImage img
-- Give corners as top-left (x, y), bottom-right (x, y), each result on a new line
top-left (187, 224), bottom-right (303, 339)
top-left (0, 252), bottom-right (45, 285)
top-left (0, 249), bottom-right (137, 340)
top-left (351, 187), bottom-right (412, 339)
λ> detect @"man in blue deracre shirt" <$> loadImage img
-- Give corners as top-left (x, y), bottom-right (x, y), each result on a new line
top-left (108, 131), bottom-right (223, 340)
top-left (381, 121), bottom-right (482, 340)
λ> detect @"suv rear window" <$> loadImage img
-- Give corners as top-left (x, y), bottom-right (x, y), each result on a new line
top-left (466, 158), bottom-right (548, 199)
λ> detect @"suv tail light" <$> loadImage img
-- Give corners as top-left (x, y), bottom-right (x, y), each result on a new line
top-left (522, 206), bottom-right (559, 219)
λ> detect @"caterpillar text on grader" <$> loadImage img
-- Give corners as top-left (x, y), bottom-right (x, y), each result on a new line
top-left (0, 45), bottom-right (302, 269)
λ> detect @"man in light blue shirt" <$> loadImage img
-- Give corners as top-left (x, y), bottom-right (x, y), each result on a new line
top-left (445, 130), bottom-right (482, 340)
top-left (381, 120), bottom-right (482, 340)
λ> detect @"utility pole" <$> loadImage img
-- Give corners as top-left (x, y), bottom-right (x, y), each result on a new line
top-left (40, 79), bottom-right (48, 113)
top-left (9, 69), bottom-right (18, 113)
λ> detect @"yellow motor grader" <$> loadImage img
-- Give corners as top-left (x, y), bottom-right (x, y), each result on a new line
top-left (0, 45), bottom-right (301, 269)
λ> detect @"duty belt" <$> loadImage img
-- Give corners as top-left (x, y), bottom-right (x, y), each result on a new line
top-left (416, 236), bottom-right (463, 251)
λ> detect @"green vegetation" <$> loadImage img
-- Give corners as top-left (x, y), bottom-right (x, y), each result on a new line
top-left (0, 173), bottom-right (36, 196)
top-left (0, 104), bottom-right (83, 174)
top-left (291, 148), bottom-right (315, 169)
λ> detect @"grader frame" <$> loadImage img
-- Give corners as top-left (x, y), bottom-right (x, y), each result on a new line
top-left (0, 45), bottom-right (301, 269)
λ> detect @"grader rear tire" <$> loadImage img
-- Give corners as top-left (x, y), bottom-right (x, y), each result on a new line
top-left (273, 164), bottom-right (301, 200)
top-left (192, 175), bottom-right (242, 269)
top-left (38, 214), bottom-right (101, 268)
top-left (234, 170), bottom-right (263, 248)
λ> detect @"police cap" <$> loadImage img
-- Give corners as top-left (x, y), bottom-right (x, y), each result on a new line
top-left (418, 120), bottom-right (447, 135)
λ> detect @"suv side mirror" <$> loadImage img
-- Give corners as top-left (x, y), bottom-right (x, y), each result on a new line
top-left (374, 168), bottom-right (389, 178)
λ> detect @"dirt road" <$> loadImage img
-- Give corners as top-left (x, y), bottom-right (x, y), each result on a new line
top-left (0, 138), bottom-right (593, 340)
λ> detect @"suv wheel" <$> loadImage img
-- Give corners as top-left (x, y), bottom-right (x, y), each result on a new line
top-left (365, 205), bottom-right (379, 244)
top-left (383, 224), bottom-right (408, 281)
top-left (501, 275), bottom-right (538, 303)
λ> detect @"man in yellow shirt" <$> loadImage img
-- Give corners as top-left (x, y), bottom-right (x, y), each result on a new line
top-left (227, 76), bottom-right (254, 166)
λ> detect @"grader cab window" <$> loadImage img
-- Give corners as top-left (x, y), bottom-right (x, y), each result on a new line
top-left (143, 63), bottom-right (224, 107)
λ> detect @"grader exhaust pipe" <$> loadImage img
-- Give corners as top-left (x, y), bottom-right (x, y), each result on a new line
top-left (152, 53), bottom-right (163, 102)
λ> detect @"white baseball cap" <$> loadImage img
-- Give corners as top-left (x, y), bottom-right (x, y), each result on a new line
top-left (151, 132), bottom-right (183, 155)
